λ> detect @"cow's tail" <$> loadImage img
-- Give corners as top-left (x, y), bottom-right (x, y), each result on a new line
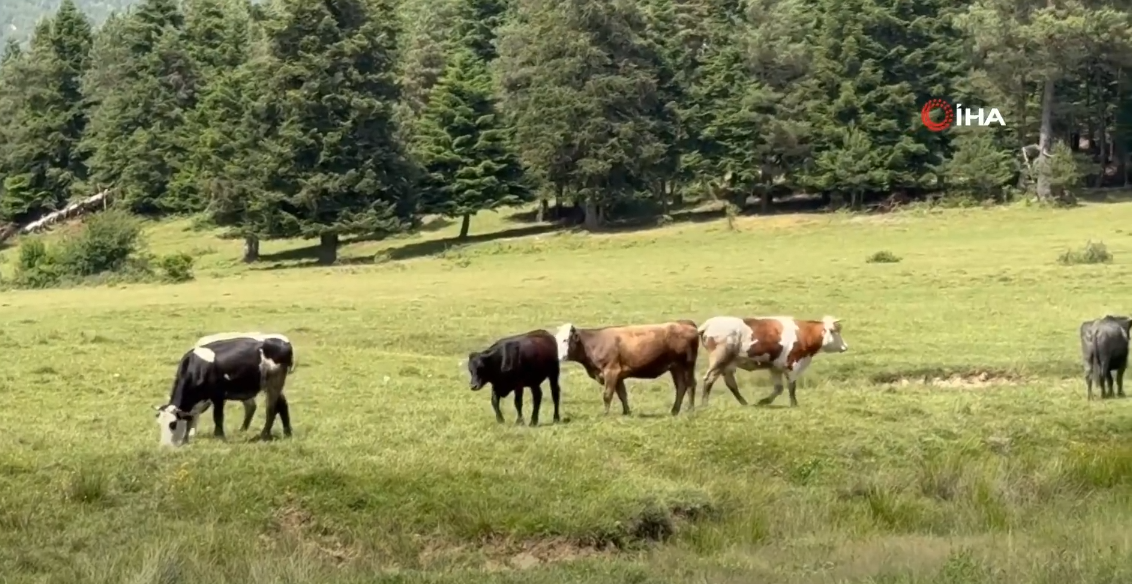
top-left (697, 319), bottom-right (711, 344)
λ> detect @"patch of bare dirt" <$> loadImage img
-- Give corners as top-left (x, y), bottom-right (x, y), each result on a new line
top-left (260, 504), bottom-right (359, 565)
top-left (873, 370), bottom-right (1025, 389)
top-left (416, 535), bottom-right (614, 572)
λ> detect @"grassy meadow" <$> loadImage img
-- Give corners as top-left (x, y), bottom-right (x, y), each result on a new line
top-left (2, 201), bottom-right (1132, 583)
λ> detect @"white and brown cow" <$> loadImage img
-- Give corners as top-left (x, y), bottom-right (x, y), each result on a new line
top-left (554, 320), bottom-right (699, 416)
top-left (697, 315), bottom-right (847, 407)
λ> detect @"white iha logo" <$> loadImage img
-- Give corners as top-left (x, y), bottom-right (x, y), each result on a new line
top-left (921, 98), bottom-right (1006, 132)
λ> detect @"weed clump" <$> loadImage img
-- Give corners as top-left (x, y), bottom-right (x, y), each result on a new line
top-left (1058, 240), bottom-right (1112, 265)
top-left (867, 250), bottom-right (902, 263)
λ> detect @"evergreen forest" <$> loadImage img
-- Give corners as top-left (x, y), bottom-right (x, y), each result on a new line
top-left (0, 0), bottom-right (1128, 264)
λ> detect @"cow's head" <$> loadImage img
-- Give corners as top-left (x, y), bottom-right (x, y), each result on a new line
top-left (153, 404), bottom-right (193, 447)
top-left (554, 323), bottom-right (579, 361)
top-left (467, 351), bottom-right (488, 391)
top-left (820, 316), bottom-right (847, 353)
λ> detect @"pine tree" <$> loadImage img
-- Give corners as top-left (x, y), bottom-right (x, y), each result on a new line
top-left (495, 0), bottom-right (668, 229)
top-left (238, 0), bottom-right (420, 264)
top-left (168, 0), bottom-right (253, 214)
top-left (0, 1), bottom-right (94, 223)
top-left (414, 49), bottom-right (528, 239)
top-left (79, 0), bottom-right (199, 214)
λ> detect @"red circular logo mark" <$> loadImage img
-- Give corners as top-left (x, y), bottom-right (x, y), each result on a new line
top-left (921, 99), bottom-right (954, 132)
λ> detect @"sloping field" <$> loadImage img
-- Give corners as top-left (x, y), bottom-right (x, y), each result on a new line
top-left (1, 203), bottom-right (1132, 583)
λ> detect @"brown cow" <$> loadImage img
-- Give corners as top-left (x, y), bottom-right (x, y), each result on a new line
top-left (697, 315), bottom-right (847, 407)
top-left (553, 321), bottom-right (699, 416)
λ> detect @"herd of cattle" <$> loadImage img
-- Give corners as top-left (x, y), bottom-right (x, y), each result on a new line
top-left (153, 316), bottom-right (847, 446)
top-left (153, 312), bottom-right (1128, 446)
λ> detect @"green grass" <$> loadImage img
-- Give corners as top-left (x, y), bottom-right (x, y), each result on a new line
top-left (3, 202), bottom-right (1132, 583)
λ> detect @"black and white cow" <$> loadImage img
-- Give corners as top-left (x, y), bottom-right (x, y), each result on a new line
top-left (181, 332), bottom-right (295, 439)
top-left (1079, 315), bottom-right (1131, 400)
top-left (154, 336), bottom-right (294, 446)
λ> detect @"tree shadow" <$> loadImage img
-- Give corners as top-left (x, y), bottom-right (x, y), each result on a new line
top-left (381, 223), bottom-right (565, 261)
top-left (251, 222), bottom-right (567, 270)
top-left (502, 192), bottom-right (835, 233)
top-left (1076, 187), bottom-right (1132, 205)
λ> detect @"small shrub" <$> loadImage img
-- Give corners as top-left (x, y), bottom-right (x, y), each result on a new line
top-left (866, 250), bottom-right (902, 263)
top-left (55, 209), bottom-right (144, 277)
top-left (1057, 241), bottom-right (1112, 265)
top-left (158, 252), bottom-right (195, 283)
top-left (14, 237), bottom-right (62, 288)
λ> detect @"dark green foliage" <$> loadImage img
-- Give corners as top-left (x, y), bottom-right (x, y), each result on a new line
top-left (0, 0), bottom-right (93, 223)
top-left (414, 49), bottom-right (528, 238)
top-left (238, 0), bottom-right (419, 263)
top-left (78, 0), bottom-right (198, 215)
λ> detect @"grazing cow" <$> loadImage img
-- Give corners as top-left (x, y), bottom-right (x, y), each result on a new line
top-left (553, 321), bottom-right (699, 416)
top-left (698, 315), bottom-right (847, 408)
top-left (185, 332), bottom-right (295, 437)
top-left (1079, 315), bottom-right (1131, 400)
top-left (467, 330), bottom-right (562, 426)
top-left (154, 336), bottom-right (294, 446)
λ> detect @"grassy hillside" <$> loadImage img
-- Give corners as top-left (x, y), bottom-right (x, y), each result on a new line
top-left (2, 203), bottom-right (1132, 583)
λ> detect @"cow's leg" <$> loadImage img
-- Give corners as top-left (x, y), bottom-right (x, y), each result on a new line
top-left (787, 380), bottom-right (799, 407)
top-left (529, 384), bottom-right (543, 427)
top-left (1085, 363), bottom-right (1095, 401)
top-left (1118, 366), bottom-right (1126, 397)
top-left (239, 398), bottom-right (257, 431)
top-left (671, 369), bottom-right (689, 416)
top-left (549, 371), bottom-right (562, 423)
top-left (1102, 368), bottom-right (1114, 399)
top-left (211, 398), bottom-right (226, 438)
top-left (614, 380), bottom-right (631, 416)
top-left (757, 370), bottom-right (785, 406)
top-left (513, 386), bottom-right (525, 425)
top-left (491, 390), bottom-right (505, 423)
top-left (701, 366), bottom-right (722, 407)
top-left (259, 392), bottom-right (280, 441)
top-left (276, 394), bottom-right (292, 437)
top-left (722, 368), bottom-right (747, 406)
top-left (602, 374), bottom-right (618, 415)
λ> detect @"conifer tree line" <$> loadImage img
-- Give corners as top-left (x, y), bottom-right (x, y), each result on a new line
top-left (1, 0), bottom-right (1130, 263)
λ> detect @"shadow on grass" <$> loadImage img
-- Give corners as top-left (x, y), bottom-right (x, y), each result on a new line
top-left (1076, 187), bottom-right (1132, 205)
top-left (503, 193), bottom-right (835, 228)
top-left (252, 222), bottom-right (566, 270)
top-left (253, 194), bottom-right (840, 270)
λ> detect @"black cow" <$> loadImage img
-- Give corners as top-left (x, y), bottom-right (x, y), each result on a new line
top-left (1079, 315), bottom-right (1131, 400)
top-left (467, 330), bottom-right (562, 426)
top-left (154, 336), bottom-right (294, 446)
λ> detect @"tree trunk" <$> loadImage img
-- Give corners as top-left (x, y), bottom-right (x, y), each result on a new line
top-left (1036, 77), bottom-right (1055, 200)
top-left (458, 213), bottom-right (471, 239)
top-left (582, 199), bottom-right (600, 231)
top-left (1117, 68), bottom-right (1130, 186)
top-left (760, 189), bottom-right (771, 213)
top-left (242, 234), bottom-right (259, 263)
top-left (536, 198), bottom-right (549, 222)
top-left (317, 233), bottom-right (338, 265)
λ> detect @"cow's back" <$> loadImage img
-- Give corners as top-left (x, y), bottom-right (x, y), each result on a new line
top-left (602, 321), bottom-right (698, 373)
